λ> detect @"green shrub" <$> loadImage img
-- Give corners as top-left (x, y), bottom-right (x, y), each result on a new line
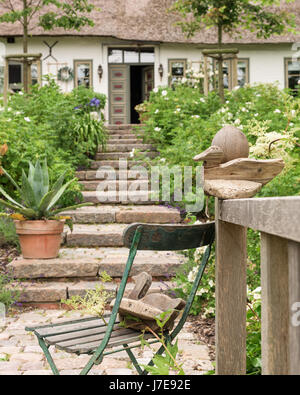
top-left (0, 78), bottom-right (107, 208)
top-left (142, 81), bottom-right (300, 375)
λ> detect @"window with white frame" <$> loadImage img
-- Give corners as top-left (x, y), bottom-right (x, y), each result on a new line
top-left (168, 59), bottom-right (187, 85)
top-left (285, 58), bottom-right (300, 95)
top-left (74, 60), bottom-right (93, 88)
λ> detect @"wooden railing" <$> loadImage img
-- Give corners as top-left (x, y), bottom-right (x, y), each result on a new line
top-left (215, 196), bottom-right (300, 375)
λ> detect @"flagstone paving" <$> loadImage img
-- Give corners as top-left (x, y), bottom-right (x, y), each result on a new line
top-left (0, 309), bottom-right (213, 375)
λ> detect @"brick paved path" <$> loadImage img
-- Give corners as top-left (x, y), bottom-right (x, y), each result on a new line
top-left (0, 309), bottom-right (213, 375)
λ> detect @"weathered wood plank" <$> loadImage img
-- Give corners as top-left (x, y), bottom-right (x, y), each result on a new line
top-left (55, 328), bottom-right (134, 349)
top-left (261, 233), bottom-right (289, 375)
top-left (45, 323), bottom-right (121, 346)
top-left (37, 317), bottom-right (108, 337)
top-left (215, 199), bottom-right (247, 375)
top-left (204, 179), bottom-right (262, 199)
top-left (218, 197), bottom-right (300, 243)
top-left (65, 332), bottom-right (155, 354)
top-left (193, 146), bottom-right (224, 168)
top-left (205, 158), bottom-right (284, 185)
top-left (288, 240), bottom-right (300, 375)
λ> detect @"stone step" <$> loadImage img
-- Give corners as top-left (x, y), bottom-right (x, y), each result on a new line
top-left (8, 248), bottom-right (185, 279)
top-left (107, 124), bottom-right (137, 131)
top-left (99, 144), bottom-right (153, 153)
top-left (108, 134), bottom-right (140, 140)
top-left (95, 151), bottom-right (157, 160)
top-left (76, 170), bottom-right (149, 181)
top-left (79, 179), bottom-right (150, 191)
top-left (82, 191), bottom-right (159, 205)
top-left (90, 160), bottom-right (148, 170)
top-left (62, 205), bottom-right (181, 224)
top-left (64, 224), bottom-right (127, 247)
top-left (12, 279), bottom-right (173, 303)
top-left (108, 138), bottom-right (143, 144)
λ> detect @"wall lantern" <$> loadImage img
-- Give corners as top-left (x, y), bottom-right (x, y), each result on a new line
top-left (98, 65), bottom-right (103, 81)
top-left (158, 64), bottom-right (164, 80)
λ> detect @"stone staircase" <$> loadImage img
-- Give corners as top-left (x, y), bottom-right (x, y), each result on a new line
top-left (8, 125), bottom-right (186, 305)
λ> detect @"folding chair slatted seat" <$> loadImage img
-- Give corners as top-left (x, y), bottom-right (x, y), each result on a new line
top-left (26, 222), bottom-right (215, 375)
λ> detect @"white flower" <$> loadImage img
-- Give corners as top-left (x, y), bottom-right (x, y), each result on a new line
top-left (161, 90), bottom-right (168, 96)
top-left (274, 109), bottom-right (281, 114)
top-left (129, 148), bottom-right (135, 158)
top-left (291, 110), bottom-right (296, 117)
top-left (155, 109), bottom-right (159, 114)
top-left (154, 127), bottom-right (161, 132)
top-left (153, 87), bottom-right (159, 93)
top-left (208, 280), bottom-right (214, 287)
top-left (234, 119), bottom-right (241, 125)
top-left (196, 288), bottom-right (207, 296)
top-left (187, 268), bottom-right (197, 283)
top-left (90, 112), bottom-right (99, 121)
top-left (15, 111), bottom-right (21, 115)
top-left (18, 91), bottom-right (24, 95)
top-left (200, 97), bottom-right (205, 103)
top-left (160, 158), bottom-right (166, 163)
top-left (192, 115), bottom-right (200, 119)
top-left (254, 113), bottom-right (259, 117)
top-left (24, 117), bottom-right (31, 122)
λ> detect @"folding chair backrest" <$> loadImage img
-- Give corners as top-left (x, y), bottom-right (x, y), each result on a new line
top-left (123, 222), bottom-right (215, 251)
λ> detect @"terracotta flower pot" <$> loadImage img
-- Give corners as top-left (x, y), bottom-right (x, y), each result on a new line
top-left (14, 220), bottom-right (65, 259)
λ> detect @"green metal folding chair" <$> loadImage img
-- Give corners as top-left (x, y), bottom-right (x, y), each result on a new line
top-left (25, 222), bottom-right (215, 375)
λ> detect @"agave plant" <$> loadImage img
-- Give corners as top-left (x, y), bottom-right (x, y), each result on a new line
top-left (0, 159), bottom-right (92, 221)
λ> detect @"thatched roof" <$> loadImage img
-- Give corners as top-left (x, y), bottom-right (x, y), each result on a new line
top-left (0, 0), bottom-right (299, 45)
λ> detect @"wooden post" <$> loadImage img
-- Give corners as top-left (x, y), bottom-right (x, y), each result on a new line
top-left (203, 55), bottom-right (209, 96)
top-left (231, 56), bottom-right (238, 89)
top-left (3, 57), bottom-right (9, 105)
top-left (215, 198), bottom-right (247, 374)
top-left (288, 240), bottom-right (300, 374)
top-left (261, 233), bottom-right (289, 375)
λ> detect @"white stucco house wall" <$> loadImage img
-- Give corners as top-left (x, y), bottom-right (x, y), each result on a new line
top-left (0, 0), bottom-right (300, 125)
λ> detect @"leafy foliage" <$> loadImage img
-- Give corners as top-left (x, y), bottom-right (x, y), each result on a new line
top-left (0, 80), bottom-right (107, 206)
top-left (0, 159), bottom-right (92, 220)
top-left (140, 80), bottom-right (299, 375)
top-left (62, 272), bottom-right (112, 322)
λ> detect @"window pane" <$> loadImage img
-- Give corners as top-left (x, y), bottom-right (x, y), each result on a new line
top-left (238, 61), bottom-right (247, 87)
top-left (288, 60), bottom-right (300, 73)
top-left (9, 64), bottom-right (22, 84)
top-left (31, 63), bottom-right (38, 86)
top-left (108, 49), bottom-right (122, 63)
top-left (124, 50), bottom-right (139, 63)
top-left (222, 62), bottom-right (229, 89)
top-left (76, 62), bottom-right (91, 88)
top-left (0, 66), bottom-right (4, 94)
top-left (287, 60), bottom-right (300, 92)
top-left (140, 50), bottom-right (155, 63)
top-left (171, 62), bottom-right (185, 77)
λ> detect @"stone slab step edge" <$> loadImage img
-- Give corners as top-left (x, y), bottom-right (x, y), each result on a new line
top-left (76, 170), bottom-right (149, 181)
top-left (79, 179), bottom-right (150, 191)
top-left (95, 152), bottom-right (158, 160)
top-left (90, 160), bottom-right (149, 169)
top-left (62, 205), bottom-right (181, 224)
top-left (99, 144), bottom-right (153, 153)
top-left (8, 253), bottom-right (185, 279)
top-left (12, 280), bottom-right (172, 303)
top-left (82, 191), bottom-right (160, 205)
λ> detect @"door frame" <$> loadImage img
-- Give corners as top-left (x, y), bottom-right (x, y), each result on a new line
top-left (108, 63), bottom-right (155, 124)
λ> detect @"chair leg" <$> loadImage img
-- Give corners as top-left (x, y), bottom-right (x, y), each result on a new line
top-left (124, 344), bottom-right (143, 375)
top-left (37, 337), bottom-right (60, 375)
